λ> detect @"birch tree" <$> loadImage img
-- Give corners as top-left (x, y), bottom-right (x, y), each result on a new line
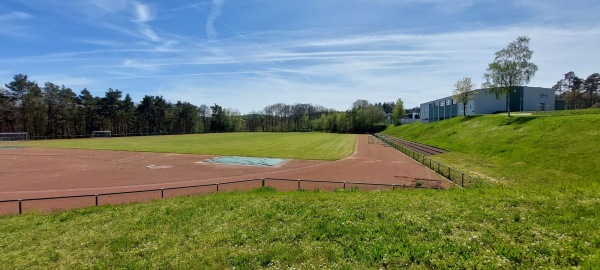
top-left (451, 77), bottom-right (477, 117)
top-left (482, 36), bottom-right (538, 117)
top-left (391, 98), bottom-right (405, 125)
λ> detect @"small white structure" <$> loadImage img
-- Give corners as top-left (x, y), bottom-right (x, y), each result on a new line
top-left (401, 113), bottom-right (420, 124)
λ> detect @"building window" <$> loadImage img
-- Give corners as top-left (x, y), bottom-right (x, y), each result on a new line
top-left (446, 99), bottom-right (451, 106)
top-left (440, 101), bottom-right (444, 107)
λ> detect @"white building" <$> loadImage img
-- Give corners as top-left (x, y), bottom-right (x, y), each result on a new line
top-left (420, 86), bottom-right (555, 123)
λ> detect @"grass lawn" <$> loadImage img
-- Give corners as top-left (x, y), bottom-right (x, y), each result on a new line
top-left (14, 132), bottom-right (356, 161)
top-left (1, 186), bottom-right (597, 269)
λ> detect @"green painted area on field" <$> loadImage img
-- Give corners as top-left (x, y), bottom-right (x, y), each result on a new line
top-left (15, 132), bottom-right (356, 161)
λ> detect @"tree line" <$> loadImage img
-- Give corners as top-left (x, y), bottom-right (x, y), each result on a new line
top-left (1, 74), bottom-right (409, 138)
top-left (0, 74), bottom-right (205, 137)
top-left (552, 71), bottom-right (600, 109)
top-left (247, 100), bottom-right (408, 134)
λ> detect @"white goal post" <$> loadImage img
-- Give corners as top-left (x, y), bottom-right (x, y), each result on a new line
top-left (92, 131), bottom-right (112, 138)
top-left (0, 132), bottom-right (28, 141)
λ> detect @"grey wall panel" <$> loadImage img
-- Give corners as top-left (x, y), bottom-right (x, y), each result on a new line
top-left (473, 90), bottom-right (506, 114)
top-left (522, 87), bottom-right (555, 111)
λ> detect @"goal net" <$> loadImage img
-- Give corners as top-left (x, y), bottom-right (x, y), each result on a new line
top-left (0, 132), bottom-right (28, 142)
top-left (92, 131), bottom-right (112, 138)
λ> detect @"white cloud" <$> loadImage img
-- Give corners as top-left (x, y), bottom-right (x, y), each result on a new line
top-left (0, 11), bottom-right (36, 37)
top-left (523, 27), bottom-right (600, 86)
top-left (139, 25), bottom-right (160, 42)
top-left (153, 40), bottom-right (180, 52)
top-left (407, 0), bottom-right (477, 13)
top-left (206, 0), bottom-right (225, 40)
top-left (513, 0), bottom-right (600, 25)
top-left (86, 0), bottom-right (130, 14)
top-left (73, 38), bottom-right (125, 47)
top-left (68, 1), bottom-right (161, 43)
top-left (122, 59), bottom-right (160, 71)
top-left (130, 2), bottom-right (160, 42)
top-left (133, 1), bottom-right (153, 23)
top-left (0, 11), bottom-right (33, 21)
top-left (32, 75), bottom-right (92, 88)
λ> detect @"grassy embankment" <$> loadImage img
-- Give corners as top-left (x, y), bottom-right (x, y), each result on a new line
top-left (15, 132), bottom-right (356, 161)
top-left (1, 112), bottom-right (599, 268)
top-left (382, 109), bottom-right (600, 187)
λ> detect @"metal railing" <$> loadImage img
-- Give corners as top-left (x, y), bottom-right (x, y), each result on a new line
top-left (374, 134), bottom-right (489, 188)
top-left (0, 178), bottom-right (438, 216)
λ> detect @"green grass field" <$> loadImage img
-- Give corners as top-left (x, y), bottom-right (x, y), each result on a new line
top-left (15, 132), bottom-right (356, 161)
top-left (1, 187), bottom-right (597, 269)
top-left (1, 111), bottom-right (599, 268)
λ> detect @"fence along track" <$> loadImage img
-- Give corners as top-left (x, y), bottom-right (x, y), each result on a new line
top-left (374, 133), bottom-right (489, 189)
top-left (0, 178), bottom-right (439, 216)
top-left (381, 135), bottom-right (446, 156)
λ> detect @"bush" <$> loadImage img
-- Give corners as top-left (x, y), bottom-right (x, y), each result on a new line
top-left (369, 124), bottom-right (388, 133)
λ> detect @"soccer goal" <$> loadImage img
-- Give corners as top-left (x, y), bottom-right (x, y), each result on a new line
top-left (0, 132), bottom-right (28, 142)
top-left (92, 131), bottom-right (112, 138)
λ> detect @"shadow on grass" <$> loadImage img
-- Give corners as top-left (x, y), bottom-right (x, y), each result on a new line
top-left (498, 116), bottom-right (536, 126)
top-left (460, 115), bottom-right (484, 122)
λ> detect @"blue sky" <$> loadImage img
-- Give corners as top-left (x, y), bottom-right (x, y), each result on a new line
top-left (1, 0), bottom-right (599, 113)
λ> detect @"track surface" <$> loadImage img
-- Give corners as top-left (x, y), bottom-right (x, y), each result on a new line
top-left (0, 135), bottom-right (449, 202)
top-left (379, 135), bottom-right (446, 156)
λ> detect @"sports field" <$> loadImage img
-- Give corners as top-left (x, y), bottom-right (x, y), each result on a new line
top-left (0, 134), bottom-right (448, 212)
top-left (1, 113), bottom-right (598, 269)
top-left (14, 132), bottom-right (355, 161)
